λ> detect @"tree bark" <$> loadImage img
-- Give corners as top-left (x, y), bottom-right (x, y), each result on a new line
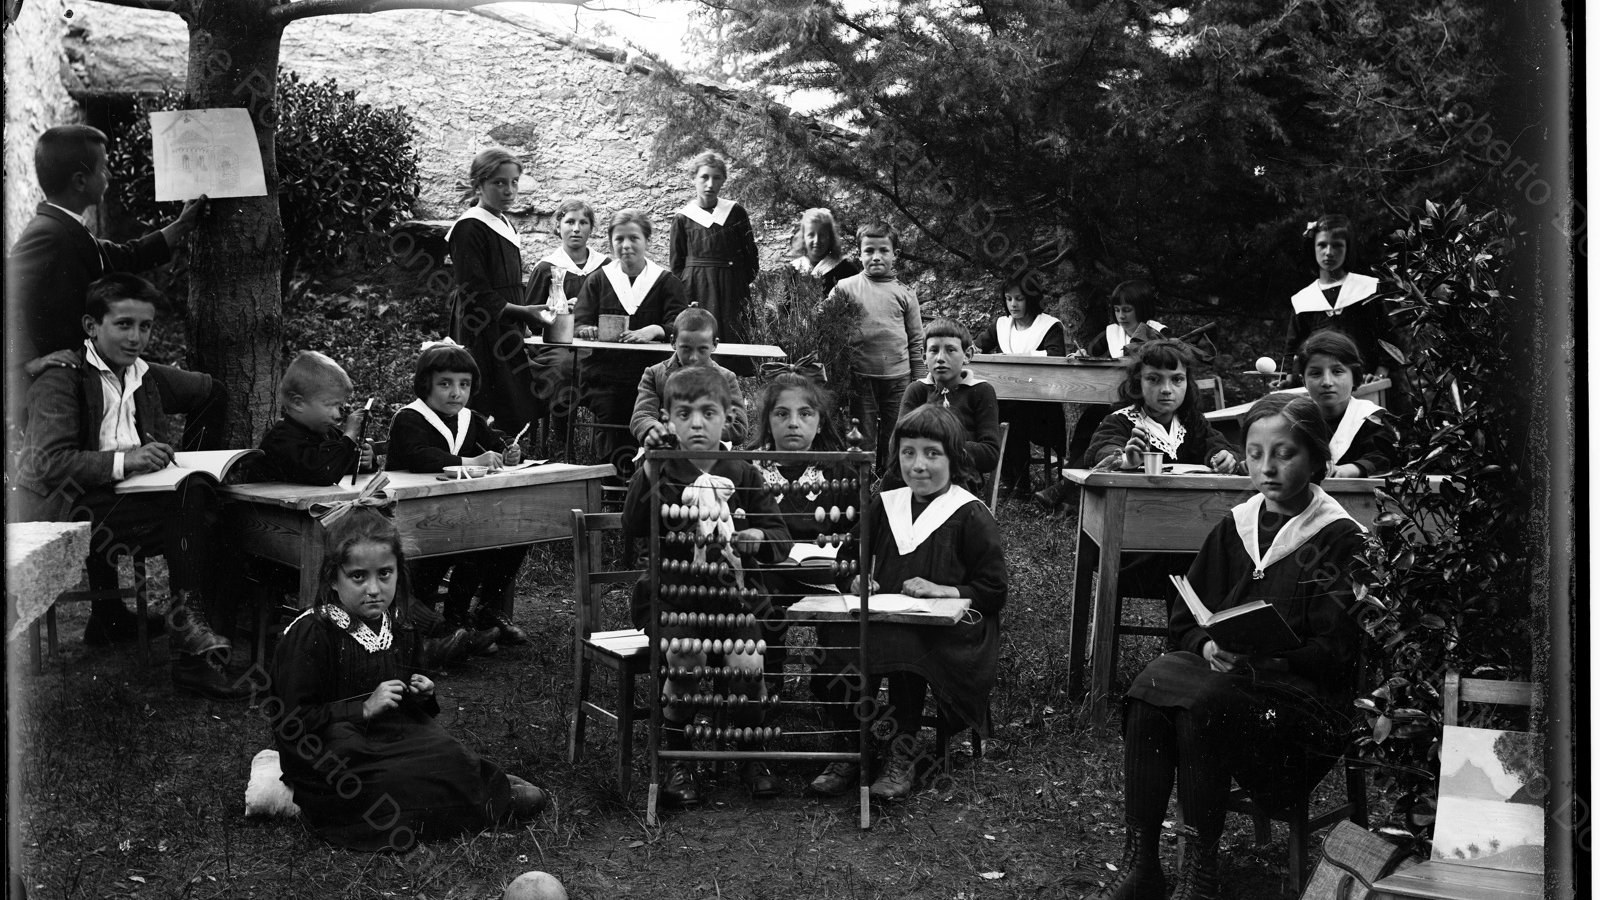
top-left (184, 0), bottom-right (286, 446)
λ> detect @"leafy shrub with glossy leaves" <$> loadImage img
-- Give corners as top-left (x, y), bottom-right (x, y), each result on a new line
top-left (1347, 201), bottom-right (1534, 852)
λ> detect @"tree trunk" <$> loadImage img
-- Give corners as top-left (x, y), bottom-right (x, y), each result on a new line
top-left (184, 0), bottom-right (286, 446)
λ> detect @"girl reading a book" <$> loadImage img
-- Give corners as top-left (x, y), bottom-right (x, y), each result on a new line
top-left (1092, 394), bottom-right (1365, 900)
top-left (808, 405), bottom-right (1007, 802)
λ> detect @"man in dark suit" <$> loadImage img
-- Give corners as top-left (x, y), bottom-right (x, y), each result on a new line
top-left (6, 125), bottom-right (206, 420)
top-left (15, 274), bottom-right (245, 700)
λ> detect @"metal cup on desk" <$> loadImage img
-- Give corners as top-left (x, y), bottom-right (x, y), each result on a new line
top-left (1142, 452), bottom-right (1163, 475)
top-left (597, 314), bottom-right (628, 342)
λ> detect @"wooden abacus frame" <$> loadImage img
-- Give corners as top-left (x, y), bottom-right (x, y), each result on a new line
top-left (643, 447), bottom-right (878, 828)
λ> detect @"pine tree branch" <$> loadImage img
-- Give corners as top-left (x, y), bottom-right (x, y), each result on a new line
top-left (269, 0), bottom-right (594, 27)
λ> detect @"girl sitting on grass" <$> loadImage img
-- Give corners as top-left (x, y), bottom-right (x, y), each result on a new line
top-left (1093, 394), bottom-right (1364, 900)
top-left (269, 505), bottom-right (546, 851)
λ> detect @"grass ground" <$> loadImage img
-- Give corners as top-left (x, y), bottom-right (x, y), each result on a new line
top-left (11, 491), bottom-right (1351, 900)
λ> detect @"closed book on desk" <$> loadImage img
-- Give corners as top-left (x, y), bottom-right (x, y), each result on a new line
top-left (115, 449), bottom-right (263, 494)
top-left (1169, 573), bottom-right (1300, 655)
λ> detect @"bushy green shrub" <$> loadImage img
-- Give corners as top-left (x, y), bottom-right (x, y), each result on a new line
top-left (744, 268), bottom-right (864, 435)
top-left (1348, 201), bottom-right (1535, 851)
top-left (109, 70), bottom-right (421, 300)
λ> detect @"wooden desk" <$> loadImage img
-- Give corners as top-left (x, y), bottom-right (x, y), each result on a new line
top-left (526, 336), bottom-right (786, 357)
top-left (967, 354), bottom-right (1124, 404)
top-left (527, 338), bottom-right (786, 456)
top-left (1061, 468), bottom-right (1426, 723)
top-left (220, 465), bottom-right (610, 605)
top-left (1370, 861), bottom-right (1542, 900)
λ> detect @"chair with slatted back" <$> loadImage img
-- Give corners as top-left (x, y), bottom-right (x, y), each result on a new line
top-left (1178, 648), bottom-right (1373, 888)
top-left (567, 508), bottom-right (651, 793)
top-left (1442, 669), bottom-right (1536, 727)
top-left (40, 553), bottom-right (157, 671)
top-left (1193, 375), bottom-right (1227, 412)
top-left (983, 423), bottom-right (1011, 510)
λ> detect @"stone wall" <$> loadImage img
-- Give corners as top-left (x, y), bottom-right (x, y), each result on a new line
top-left (68, 5), bottom-right (797, 270)
top-left (4, 0), bottom-right (81, 249)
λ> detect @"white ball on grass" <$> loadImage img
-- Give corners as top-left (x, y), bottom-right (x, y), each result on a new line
top-left (503, 871), bottom-right (568, 900)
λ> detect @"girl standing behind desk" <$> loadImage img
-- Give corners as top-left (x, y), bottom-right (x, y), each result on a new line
top-left (446, 148), bottom-right (546, 436)
top-left (669, 151), bottom-right (760, 373)
top-left (975, 273), bottom-right (1069, 499)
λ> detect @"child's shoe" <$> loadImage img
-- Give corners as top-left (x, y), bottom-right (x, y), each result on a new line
top-left (868, 747), bottom-right (916, 801)
top-left (473, 607), bottom-right (529, 645)
top-left (505, 774), bottom-right (551, 822)
top-left (808, 761), bottom-right (859, 796)
top-left (446, 616), bottom-right (501, 656)
top-left (419, 627), bottom-right (471, 670)
top-left (660, 760), bottom-right (703, 807)
top-left (740, 759), bottom-right (781, 798)
top-left (171, 650), bottom-right (251, 702)
top-left (1033, 480), bottom-right (1078, 511)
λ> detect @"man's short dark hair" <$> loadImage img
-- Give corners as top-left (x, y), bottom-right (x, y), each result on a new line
top-left (85, 273), bottom-right (164, 322)
top-left (36, 125), bottom-right (108, 196)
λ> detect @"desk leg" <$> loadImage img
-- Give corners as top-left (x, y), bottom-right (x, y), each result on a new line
top-left (1066, 516), bottom-right (1097, 699)
top-left (296, 525), bottom-right (322, 611)
top-left (568, 351), bottom-right (581, 461)
top-left (1088, 488), bottom-right (1127, 724)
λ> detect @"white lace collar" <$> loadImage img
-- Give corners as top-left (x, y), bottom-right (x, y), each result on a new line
top-left (600, 259), bottom-right (665, 316)
top-left (402, 398), bottom-right (472, 455)
top-left (882, 485), bottom-right (980, 555)
top-left (790, 255), bottom-right (842, 279)
top-left (1290, 273), bottom-right (1379, 315)
top-left (446, 206), bottom-right (519, 248)
top-left (1231, 485), bottom-right (1361, 579)
top-left (326, 604), bottom-right (394, 653)
top-left (1125, 406), bottom-right (1187, 456)
top-left (678, 198), bottom-right (736, 228)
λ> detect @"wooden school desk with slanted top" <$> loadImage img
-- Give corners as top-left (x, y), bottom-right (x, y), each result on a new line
top-left (966, 354), bottom-right (1124, 404)
top-left (221, 465), bottom-right (610, 648)
top-left (1060, 468), bottom-right (1440, 723)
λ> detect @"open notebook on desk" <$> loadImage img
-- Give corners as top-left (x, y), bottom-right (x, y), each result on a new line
top-left (788, 593), bottom-right (971, 625)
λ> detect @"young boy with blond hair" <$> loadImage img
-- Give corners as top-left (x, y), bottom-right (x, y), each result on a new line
top-left (257, 351), bottom-right (375, 485)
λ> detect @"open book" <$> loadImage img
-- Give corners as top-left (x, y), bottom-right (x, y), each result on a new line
top-left (786, 543), bottom-right (840, 565)
top-left (115, 449), bottom-right (263, 494)
top-left (789, 593), bottom-right (970, 625)
top-left (1169, 574), bottom-right (1300, 655)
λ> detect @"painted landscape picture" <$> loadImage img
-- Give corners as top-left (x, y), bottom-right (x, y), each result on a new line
top-left (1431, 726), bottom-right (1545, 874)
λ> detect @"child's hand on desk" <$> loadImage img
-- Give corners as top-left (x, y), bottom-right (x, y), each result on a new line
top-left (620, 325), bottom-right (665, 343)
top-left (847, 575), bottom-right (880, 595)
top-left (364, 679), bottom-right (408, 719)
top-left (1366, 367), bottom-right (1389, 384)
top-left (576, 325), bottom-right (599, 340)
top-left (358, 440), bottom-right (377, 472)
top-left (901, 577), bottom-right (958, 599)
top-left (503, 442), bottom-right (522, 466)
top-left (731, 528), bottom-right (763, 556)
top-left (407, 673), bottom-right (435, 699)
top-left (1208, 449), bottom-right (1238, 473)
top-left (125, 441), bottom-right (176, 474)
top-left (462, 450), bottom-right (504, 469)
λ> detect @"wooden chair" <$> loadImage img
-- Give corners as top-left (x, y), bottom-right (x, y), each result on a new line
top-left (1442, 669), bottom-right (1536, 727)
top-left (38, 553), bottom-right (156, 671)
top-left (1193, 375), bottom-right (1227, 412)
top-left (983, 423), bottom-right (1012, 510)
top-left (1176, 658), bottom-right (1373, 889)
top-left (566, 508), bottom-right (651, 794)
top-left (1369, 670), bottom-right (1541, 900)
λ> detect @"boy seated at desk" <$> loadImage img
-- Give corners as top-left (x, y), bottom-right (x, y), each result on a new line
top-left (14, 273), bottom-right (247, 701)
top-left (256, 350), bottom-right (376, 485)
top-left (630, 305), bottom-right (748, 450)
top-left (621, 365), bottom-right (791, 804)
